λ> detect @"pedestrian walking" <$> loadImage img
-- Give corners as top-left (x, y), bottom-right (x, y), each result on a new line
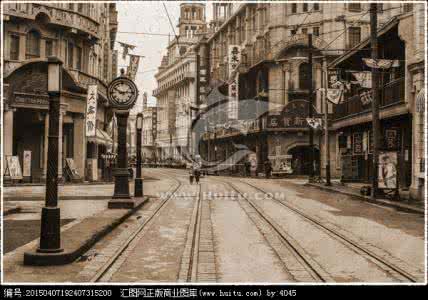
top-left (193, 160), bottom-right (201, 184)
top-left (264, 159), bottom-right (272, 179)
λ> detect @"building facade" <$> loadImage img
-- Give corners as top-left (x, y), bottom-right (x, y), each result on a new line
top-left (328, 3), bottom-right (425, 201)
top-left (3, 2), bottom-right (118, 182)
top-left (152, 3), bottom-right (206, 162)
top-left (195, 2), bottom-right (405, 175)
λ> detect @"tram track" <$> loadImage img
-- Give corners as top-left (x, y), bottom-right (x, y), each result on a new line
top-left (89, 170), bottom-right (183, 282)
top-left (230, 178), bottom-right (422, 283)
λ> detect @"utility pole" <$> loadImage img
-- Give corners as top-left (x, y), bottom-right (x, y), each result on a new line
top-left (370, 4), bottom-right (380, 199)
top-left (308, 34), bottom-right (315, 182)
top-left (323, 57), bottom-right (331, 186)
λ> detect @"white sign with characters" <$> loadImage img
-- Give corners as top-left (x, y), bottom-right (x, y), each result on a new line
top-left (228, 45), bottom-right (241, 120)
top-left (23, 150), bottom-right (31, 177)
top-left (85, 84), bottom-right (98, 137)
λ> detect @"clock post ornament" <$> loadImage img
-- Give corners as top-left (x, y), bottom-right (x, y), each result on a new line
top-left (107, 69), bottom-right (139, 207)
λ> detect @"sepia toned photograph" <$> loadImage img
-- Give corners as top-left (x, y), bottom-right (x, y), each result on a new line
top-left (1, 0), bottom-right (426, 294)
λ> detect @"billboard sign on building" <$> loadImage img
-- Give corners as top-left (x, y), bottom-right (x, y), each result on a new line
top-left (85, 85), bottom-right (98, 137)
top-left (228, 45), bottom-right (241, 120)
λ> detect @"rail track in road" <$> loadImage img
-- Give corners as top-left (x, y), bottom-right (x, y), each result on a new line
top-left (89, 170), bottom-right (184, 282)
top-left (226, 178), bottom-right (422, 283)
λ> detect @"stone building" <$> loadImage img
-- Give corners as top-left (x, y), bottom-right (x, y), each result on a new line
top-left (3, 2), bottom-right (118, 182)
top-left (152, 3), bottom-right (206, 162)
top-left (196, 2), bottom-right (404, 175)
top-left (328, 3), bottom-right (425, 201)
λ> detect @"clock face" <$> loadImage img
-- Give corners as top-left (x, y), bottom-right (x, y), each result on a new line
top-left (107, 77), bottom-right (138, 109)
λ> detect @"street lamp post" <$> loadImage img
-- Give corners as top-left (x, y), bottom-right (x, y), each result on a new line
top-left (134, 113), bottom-right (143, 197)
top-left (38, 56), bottom-right (64, 253)
top-left (308, 34), bottom-right (315, 183)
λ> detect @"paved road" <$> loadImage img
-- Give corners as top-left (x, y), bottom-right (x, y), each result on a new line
top-left (3, 168), bottom-right (425, 283)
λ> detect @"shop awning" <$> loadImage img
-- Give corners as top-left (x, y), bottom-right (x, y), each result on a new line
top-left (87, 129), bottom-right (113, 145)
top-left (416, 88), bottom-right (425, 113)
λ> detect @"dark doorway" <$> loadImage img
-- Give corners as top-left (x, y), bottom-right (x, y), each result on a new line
top-left (288, 145), bottom-right (320, 175)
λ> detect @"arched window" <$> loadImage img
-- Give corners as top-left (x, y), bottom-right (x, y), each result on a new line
top-left (26, 30), bottom-right (40, 59)
top-left (299, 63), bottom-right (311, 90)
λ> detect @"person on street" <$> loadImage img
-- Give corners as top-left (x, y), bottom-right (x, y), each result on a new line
top-left (264, 159), bottom-right (272, 179)
top-left (244, 160), bottom-right (251, 177)
top-left (193, 160), bottom-right (201, 184)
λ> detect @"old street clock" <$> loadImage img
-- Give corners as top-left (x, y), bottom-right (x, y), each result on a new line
top-left (107, 75), bottom-right (139, 109)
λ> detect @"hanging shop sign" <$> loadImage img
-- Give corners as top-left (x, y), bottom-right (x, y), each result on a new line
top-left (152, 107), bottom-right (158, 142)
top-left (228, 45), bottom-right (241, 120)
top-left (118, 41), bottom-right (136, 59)
top-left (126, 54), bottom-right (141, 81)
top-left (269, 154), bottom-right (293, 175)
top-left (23, 150), bottom-right (32, 177)
top-left (378, 151), bottom-right (398, 190)
top-left (85, 85), bottom-right (98, 137)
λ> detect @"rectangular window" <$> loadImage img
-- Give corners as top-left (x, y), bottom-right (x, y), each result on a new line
top-left (76, 46), bottom-right (82, 70)
top-left (45, 40), bottom-right (53, 57)
top-left (348, 3), bottom-right (361, 12)
top-left (68, 42), bottom-right (74, 68)
top-left (302, 28), bottom-right (308, 34)
top-left (291, 29), bottom-right (297, 36)
top-left (291, 3), bottom-right (297, 14)
top-left (403, 3), bottom-right (413, 13)
top-left (78, 4), bottom-right (83, 13)
top-left (10, 35), bottom-right (19, 60)
top-left (313, 3), bottom-right (320, 11)
top-left (313, 27), bottom-right (320, 36)
top-left (348, 27), bottom-right (361, 48)
top-left (303, 3), bottom-right (308, 12)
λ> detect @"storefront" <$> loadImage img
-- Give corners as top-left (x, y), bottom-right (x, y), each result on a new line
top-left (266, 100), bottom-right (322, 176)
top-left (3, 60), bottom-right (110, 184)
top-left (336, 114), bottom-right (412, 188)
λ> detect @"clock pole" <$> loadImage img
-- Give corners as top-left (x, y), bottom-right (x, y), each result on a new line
top-left (107, 69), bottom-right (141, 209)
top-left (111, 109), bottom-right (132, 200)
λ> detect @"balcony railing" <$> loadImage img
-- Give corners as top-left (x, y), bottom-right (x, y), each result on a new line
top-left (333, 77), bottom-right (405, 120)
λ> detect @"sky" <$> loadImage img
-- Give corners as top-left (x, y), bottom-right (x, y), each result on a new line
top-left (115, 1), bottom-right (213, 111)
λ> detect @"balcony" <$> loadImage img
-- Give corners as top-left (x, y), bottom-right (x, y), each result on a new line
top-left (333, 77), bottom-right (405, 120)
top-left (4, 3), bottom-right (100, 40)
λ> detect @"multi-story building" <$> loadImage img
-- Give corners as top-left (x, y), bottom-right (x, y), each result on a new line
top-left (196, 2), bottom-right (404, 175)
top-left (3, 2), bottom-right (118, 182)
top-left (152, 3), bottom-right (206, 162)
top-left (328, 3), bottom-right (425, 201)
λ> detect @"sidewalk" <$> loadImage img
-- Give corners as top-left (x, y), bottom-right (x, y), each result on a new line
top-left (3, 203), bottom-right (21, 216)
top-left (3, 179), bottom-right (157, 201)
top-left (306, 180), bottom-right (424, 215)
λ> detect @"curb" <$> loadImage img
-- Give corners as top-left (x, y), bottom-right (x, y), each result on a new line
top-left (5, 196), bottom-right (114, 202)
top-left (3, 206), bottom-right (22, 216)
top-left (23, 197), bottom-right (149, 266)
top-left (305, 183), bottom-right (424, 215)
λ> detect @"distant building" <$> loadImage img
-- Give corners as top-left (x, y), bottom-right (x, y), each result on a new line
top-left (3, 3), bottom-right (118, 182)
top-left (153, 3), bottom-right (206, 162)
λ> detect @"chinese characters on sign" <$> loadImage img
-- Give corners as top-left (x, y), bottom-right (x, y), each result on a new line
top-left (228, 45), bottom-right (241, 120)
top-left (353, 132), bottom-right (363, 154)
top-left (85, 84), bottom-right (98, 137)
top-left (126, 54), bottom-right (141, 81)
top-left (23, 150), bottom-right (31, 177)
top-left (152, 107), bottom-right (158, 142)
